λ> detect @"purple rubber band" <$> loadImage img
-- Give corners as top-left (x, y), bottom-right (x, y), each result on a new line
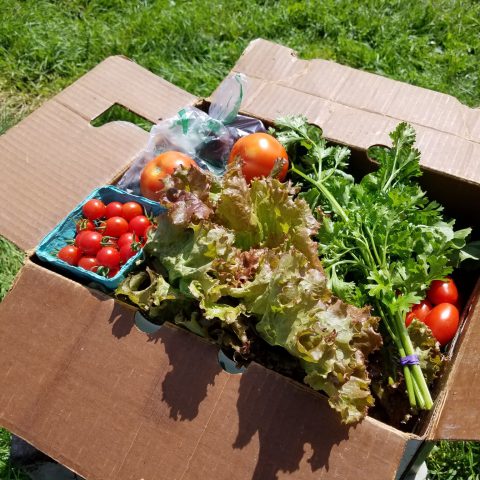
top-left (400, 354), bottom-right (420, 366)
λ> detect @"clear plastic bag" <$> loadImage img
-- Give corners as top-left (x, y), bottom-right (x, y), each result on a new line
top-left (117, 74), bottom-right (265, 195)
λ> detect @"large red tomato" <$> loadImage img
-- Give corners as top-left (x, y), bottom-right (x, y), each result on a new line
top-left (424, 303), bottom-right (459, 346)
top-left (140, 151), bottom-right (196, 201)
top-left (228, 133), bottom-right (289, 183)
top-left (427, 277), bottom-right (458, 305)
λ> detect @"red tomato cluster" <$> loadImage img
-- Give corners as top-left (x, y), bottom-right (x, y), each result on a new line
top-left (405, 278), bottom-right (460, 346)
top-left (57, 199), bottom-right (155, 278)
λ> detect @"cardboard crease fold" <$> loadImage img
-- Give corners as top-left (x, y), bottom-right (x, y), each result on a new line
top-left (235, 71), bottom-right (480, 146)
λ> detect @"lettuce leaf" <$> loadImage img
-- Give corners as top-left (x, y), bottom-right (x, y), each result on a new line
top-left (117, 163), bottom-right (382, 423)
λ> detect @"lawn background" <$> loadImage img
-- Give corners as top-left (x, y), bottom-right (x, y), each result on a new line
top-left (1, 0), bottom-right (479, 478)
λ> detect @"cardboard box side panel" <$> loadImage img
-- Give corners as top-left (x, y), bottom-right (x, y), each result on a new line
top-left (278, 54), bottom-right (472, 141)
top-left (233, 74), bottom-right (480, 185)
top-left (228, 39), bottom-right (480, 185)
top-left (428, 280), bottom-right (480, 440)
top-left (469, 108), bottom-right (480, 141)
top-left (281, 58), bottom-right (353, 101)
top-left (0, 100), bottom-right (148, 250)
top-left (412, 125), bottom-right (480, 182)
top-left (0, 262), bottom-right (413, 479)
top-left (233, 39), bottom-right (480, 142)
top-left (382, 82), bottom-right (469, 138)
top-left (55, 55), bottom-right (197, 122)
top-left (0, 262), bottom-right (231, 480)
top-left (329, 67), bottom-right (469, 138)
top-left (241, 81), bottom-right (334, 127)
top-left (320, 102), bottom-right (398, 148)
top-left (233, 38), bottom-right (298, 82)
top-left (178, 364), bottom-right (411, 480)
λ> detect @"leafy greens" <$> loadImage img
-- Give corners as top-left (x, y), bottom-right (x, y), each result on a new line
top-left (273, 117), bottom-right (470, 413)
top-left (117, 161), bottom-right (382, 424)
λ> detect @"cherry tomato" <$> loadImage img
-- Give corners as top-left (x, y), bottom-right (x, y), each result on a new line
top-left (119, 243), bottom-right (138, 264)
top-left (228, 133), bottom-right (289, 183)
top-left (129, 215), bottom-right (151, 238)
top-left (108, 267), bottom-right (120, 278)
top-left (105, 201), bottom-right (124, 218)
top-left (122, 202), bottom-right (144, 221)
top-left (96, 247), bottom-right (121, 269)
top-left (117, 232), bottom-right (140, 249)
top-left (140, 151), bottom-right (197, 201)
top-left (103, 216), bottom-right (129, 237)
top-left (424, 303), bottom-right (460, 346)
top-left (78, 256), bottom-right (100, 272)
top-left (82, 199), bottom-right (106, 220)
top-left (427, 277), bottom-right (458, 305)
top-left (75, 218), bottom-right (95, 233)
top-left (57, 245), bottom-right (81, 266)
top-left (74, 230), bottom-right (89, 247)
top-left (405, 299), bottom-right (433, 327)
top-left (76, 231), bottom-right (103, 256)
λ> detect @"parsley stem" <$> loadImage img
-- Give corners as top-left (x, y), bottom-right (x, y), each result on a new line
top-left (381, 142), bottom-right (400, 193)
top-left (382, 312), bottom-right (417, 407)
top-left (395, 311), bottom-right (433, 409)
top-left (365, 225), bottom-right (383, 268)
top-left (291, 166), bottom-right (349, 223)
top-left (326, 259), bottom-right (357, 268)
top-left (358, 231), bottom-right (377, 272)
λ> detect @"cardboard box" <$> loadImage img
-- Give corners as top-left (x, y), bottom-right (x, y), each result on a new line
top-left (0, 40), bottom-right (479, 480)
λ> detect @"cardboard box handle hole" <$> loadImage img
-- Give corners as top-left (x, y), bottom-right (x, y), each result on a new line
top-left (91, 104), bottom-right (154, 132)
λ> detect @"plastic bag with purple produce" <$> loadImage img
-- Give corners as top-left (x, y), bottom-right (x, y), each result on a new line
top-left (117, 74), bottom-right (265, 195)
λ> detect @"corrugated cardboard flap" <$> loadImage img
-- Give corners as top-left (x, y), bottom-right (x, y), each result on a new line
top-left (427, 279), bottom-right (480, 440)
top-left (225, 39), bottom-right (480, 185)
top-left (0, 56), bottom-right (196, 251)
top-left (0, 262), bottom-right (413, 480)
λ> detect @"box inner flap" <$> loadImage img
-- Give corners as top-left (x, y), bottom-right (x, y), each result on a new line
top-left (0, 262), bottom-right (412, 480)
top-left (227, 39), bottom-right (480, 185)
top-left (428, 279), bottom-right (480, 440)
top-left (0, 56), bottom-right (196, 251)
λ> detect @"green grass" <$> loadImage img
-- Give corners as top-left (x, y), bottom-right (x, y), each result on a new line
top-left (0, 0), bottom-right (479, 127)
top-left (0, 239), bottom-right (26, 480)
top-left (0, 238), bottom-right (24, 303)
top-left (0, 0), bottom-right (479, 478)
top-left (0, 429), bottom-right (29, 480)
top-left (428, 441), bottom-right (480, 480)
